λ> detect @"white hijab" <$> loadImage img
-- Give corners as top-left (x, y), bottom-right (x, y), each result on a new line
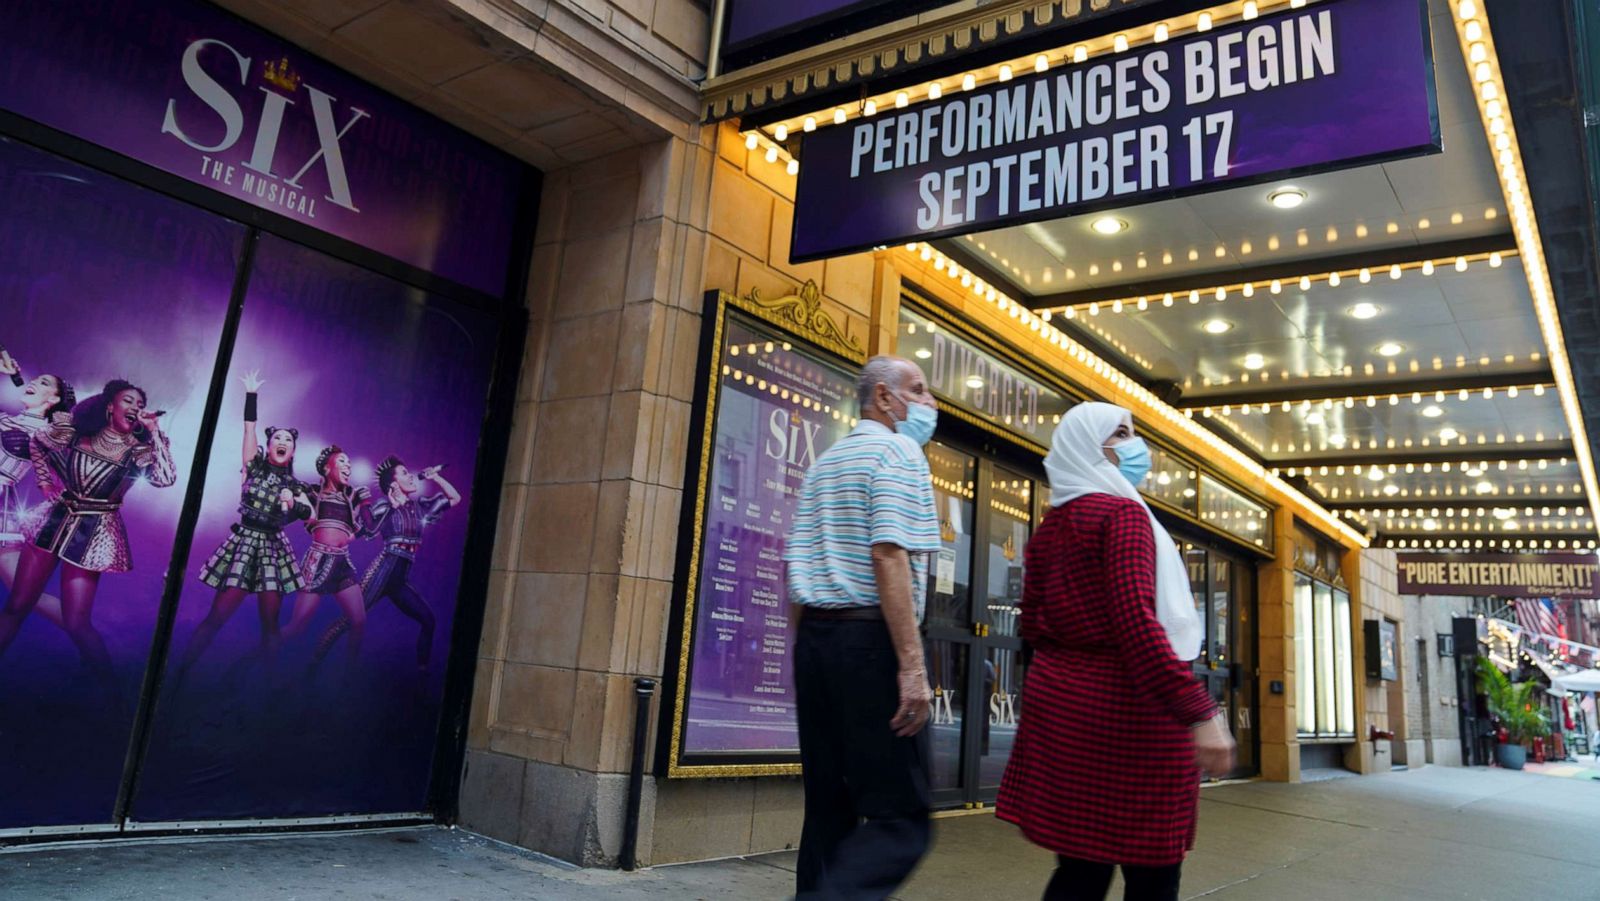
top-left (1043, 402), bottom-right (1203, 661)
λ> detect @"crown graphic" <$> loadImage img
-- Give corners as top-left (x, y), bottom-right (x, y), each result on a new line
top-left (263, 58), bottom-right (301, 92)
top-left (790, 408), bottom-right (803, 426)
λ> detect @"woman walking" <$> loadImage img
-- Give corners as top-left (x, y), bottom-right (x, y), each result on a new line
top-left (998, 402), bottom-right (1234, 901)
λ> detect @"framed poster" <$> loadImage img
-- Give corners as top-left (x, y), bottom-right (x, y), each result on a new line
top-left (663, 283), bottom-right (866, 776)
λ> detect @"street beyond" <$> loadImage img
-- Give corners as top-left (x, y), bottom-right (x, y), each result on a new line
top-left (3, 765), bottom-right (1595, 900)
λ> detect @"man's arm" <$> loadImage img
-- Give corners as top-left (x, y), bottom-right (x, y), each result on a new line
top-left (872, 542), bottom-right (930, 737)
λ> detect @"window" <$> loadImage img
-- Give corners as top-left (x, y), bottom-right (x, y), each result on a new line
top-left (1295, 572), bottom-right (1357, 738)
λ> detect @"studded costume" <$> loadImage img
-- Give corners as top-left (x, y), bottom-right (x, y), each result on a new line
top-left (27, 415), bottom-right (176, 573)
top-left (315, 492), bottom-right (451, 664)
top-left (299, 485), bottom-right (375, 593)
top-left (0, 410), bottom-right (48, 547)
top-left (199, 449), bottom-right (314, 594)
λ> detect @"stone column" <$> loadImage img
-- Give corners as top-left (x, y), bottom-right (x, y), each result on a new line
top-left (1258, 505), bottom-right (1300, 782)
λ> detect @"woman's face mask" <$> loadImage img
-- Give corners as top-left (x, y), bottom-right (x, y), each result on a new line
top-left (1104, 435), bottom-right (1153, 486)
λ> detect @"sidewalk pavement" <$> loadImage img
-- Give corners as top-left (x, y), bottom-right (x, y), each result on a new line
top-left (3, 765), bottom-right (1597, 900)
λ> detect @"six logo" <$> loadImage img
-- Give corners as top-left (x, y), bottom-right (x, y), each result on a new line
top-left (162, 38), bottom-right (368, 212)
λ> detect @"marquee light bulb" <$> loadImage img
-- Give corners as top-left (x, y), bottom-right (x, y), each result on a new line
top-left (744, 133), bottom-right (759, 150)
top-left (962, 73), bottom-right (977, 91)
top-left (833, 108), bottom-right (846, 125)
top-left (928, 83), bottom-right (943, 100)
top-left (774, 124), bottom-right (788, 141)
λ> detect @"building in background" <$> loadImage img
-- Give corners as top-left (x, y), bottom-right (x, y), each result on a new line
top-left (1, 0), bottom-right (1598, 872)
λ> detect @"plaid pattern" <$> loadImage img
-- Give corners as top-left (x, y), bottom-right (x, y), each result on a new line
top-left (997, 494), bottom-right (1218, 868)
top-left (200, 525), bottom-right (304, 593)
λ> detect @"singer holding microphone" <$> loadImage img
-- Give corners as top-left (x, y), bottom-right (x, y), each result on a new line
top-left (311, 455), bottom-right (460, 674)
top-left (0, 379), bottom-right (176, 685)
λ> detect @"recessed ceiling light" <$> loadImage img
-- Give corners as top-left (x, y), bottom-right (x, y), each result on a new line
top-left (1439, 427), bottom-right (1459, 441)
top-left (1422, 405), bottom-right (1443, 418)
top-left (1348, 302), bottom-right (1380, 319)
top-left (1305, 411), bottom-right (1325, 425)
top-left (1376, 342), bottom-right (1404, 357)
top-left (1383, 484), bottom-right (1400, 496)
top-left (1504, 520), bottom-right (1521, 530)
top-left (1202, 318), bottom-right (1233, 335)
top-left (1476, 481), bottom-right (1495, 494)
top-left (965, 376), bottom-right (984, 389)
top-left (914, 348), bottom-right (932, 359)
top-left (1367, 467), bottom-right (1386, 482)
top-left (1268, 187), bottom-right (1307, 209)
top-left (1183, 487), bottom-right (1197, 498)
top-left (1242, 353), bottom-right (1266, 370)
top-left (1090, 216), bottom-right (1129, 235)
top-left (1466, 467), bottom-right (1485, 478)
top-left (1328, 434), bottom-right (1348, 446)
top-left (1423, 518), bottom-right (1439, 531)
top-left (1493, 508), bottom-right (1514, 520)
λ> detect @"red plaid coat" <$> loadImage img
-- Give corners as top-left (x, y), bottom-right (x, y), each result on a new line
top-left (997, 494), bottom-right (1218, 867)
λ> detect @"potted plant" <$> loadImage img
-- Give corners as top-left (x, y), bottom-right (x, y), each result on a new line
top-left (1476, 657), bottom-right (1551, 770)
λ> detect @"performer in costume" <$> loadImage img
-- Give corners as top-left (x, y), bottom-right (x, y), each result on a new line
top-left (0, 379), bottom-right (176, 683)
top-left (281, 446), bottom-right (374, 664)
top-left (313, 456), bottom-right (460, 672)
top-left (0, 347), bottom-right (74, 632)
top-left (173, 371), bottom-right (313, 681)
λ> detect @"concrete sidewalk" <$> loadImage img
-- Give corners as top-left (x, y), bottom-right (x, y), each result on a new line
top-left (3, 765), bottom-right (1596, 900)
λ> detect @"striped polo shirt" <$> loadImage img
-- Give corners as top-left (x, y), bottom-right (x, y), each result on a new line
top-left (784, 419), bottom-right (942, 620)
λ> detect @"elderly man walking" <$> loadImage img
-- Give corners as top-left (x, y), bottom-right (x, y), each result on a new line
top-left (784, 354), bottom-right (944, 899)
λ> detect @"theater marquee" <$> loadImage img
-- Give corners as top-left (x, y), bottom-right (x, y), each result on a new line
top-left (1397, 553), bottom-right (1600, 599)
top-left (790, 0), bottom-right (1439, 261)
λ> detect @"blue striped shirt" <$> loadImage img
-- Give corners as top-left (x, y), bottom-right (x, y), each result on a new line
top-left (784, 419), bottom-right (942, 619)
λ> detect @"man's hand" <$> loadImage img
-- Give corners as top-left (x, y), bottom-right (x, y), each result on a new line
top-left (891, 667), bottom-right (932, 737)
top-left (1192, 713), bottom-right (1237, 777)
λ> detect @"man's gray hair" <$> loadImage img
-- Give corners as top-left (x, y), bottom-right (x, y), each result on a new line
top-left (857, 355), bottom-right (910, 413)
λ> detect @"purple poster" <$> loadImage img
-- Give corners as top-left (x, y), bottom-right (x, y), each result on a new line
top-left (725, 0), bottom-right (947, 50)
top-left (131, 236), bottom-right (498, 821)
top-left (0, 136), bottom-right (241, 828)
top-left (0, 0), bottom-right (522, 296)
top-left (679, 315), bottom-right (856, 759)
top-left (791, 0), bottom-right (1440, 261)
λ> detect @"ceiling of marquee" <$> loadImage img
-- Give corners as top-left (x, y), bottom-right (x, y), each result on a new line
top-left (927, 0), bottom-right (1593, 551)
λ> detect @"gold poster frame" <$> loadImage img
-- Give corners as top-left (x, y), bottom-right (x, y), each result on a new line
top-left (665, 282), bottom-right (866, 778)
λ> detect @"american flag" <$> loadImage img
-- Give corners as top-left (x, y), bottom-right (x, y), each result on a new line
top-left (1515, 598), bottom-right (1560, 638)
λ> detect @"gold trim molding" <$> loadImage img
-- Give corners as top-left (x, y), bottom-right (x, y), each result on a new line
top-left (703, 0), bottom-right (1159, 122)
top-left (743, 279), bottom-right (866, 362)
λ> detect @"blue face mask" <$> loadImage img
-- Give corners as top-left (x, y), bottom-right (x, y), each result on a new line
top-left (895, 399), bottom-right (939, 445)
top-left (1107, 436), bottom-right (1152, 485)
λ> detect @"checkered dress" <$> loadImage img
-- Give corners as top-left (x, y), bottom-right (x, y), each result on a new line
top-left (199, 524), bottom-right (303, 593)
top-left (996, 494), bottom-right (1218, 867)
top-left (198, 453), bottom-right (309, 594)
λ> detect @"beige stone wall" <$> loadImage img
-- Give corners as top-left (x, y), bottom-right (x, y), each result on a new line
top-left (1352, 549), bottom-right (1401, 773)
top-left (457, 132), bottom-right (719, 865)
top-left (1257, 508), bottom-right (1301, 782)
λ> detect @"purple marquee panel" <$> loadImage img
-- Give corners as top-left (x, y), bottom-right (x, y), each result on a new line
top-left (792, 0), bottom-right (1440, 261)
top-left (679, 314), bottom-right (856, 760)
top-left (0, 0), bottom-right (522, 296)
top-left (0, 136), bottom-right (241, 829)
top-left (131, 235), bottom-right (499, 821)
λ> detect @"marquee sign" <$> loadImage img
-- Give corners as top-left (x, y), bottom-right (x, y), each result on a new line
top-left (790, 0), bottom-right (1439, 262)
top-left (1397, 553), bottom-right (1600, 599)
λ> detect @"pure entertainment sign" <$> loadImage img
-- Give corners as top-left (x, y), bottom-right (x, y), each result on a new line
top-left (1398, 553), bottom-right (1600, 599)
top-left (790, 0), bottom-right (1439, 261)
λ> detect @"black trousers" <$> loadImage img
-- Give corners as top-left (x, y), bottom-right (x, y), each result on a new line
top-left (1044, 855), bottom-right (1182, 901)
top-left (794, 617), bottom-right (932, 900)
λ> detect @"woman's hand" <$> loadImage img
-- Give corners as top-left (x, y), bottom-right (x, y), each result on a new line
top-left (240, 370), bottom-right (264, 393)
top-left (0, 349), bottom-right (18, 377)
top-left (137, 409), bottom-right (164, 434)
top-left (1192, 713), bottom-right (1237, 777)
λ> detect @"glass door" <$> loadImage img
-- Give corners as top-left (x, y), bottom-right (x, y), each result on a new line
top-left (924, 442), bottom-right (976, 805)
top-left (974, 464), bottom-right (1032, 801)
top-left (921, 440), bottom-right (1042, 807)
top-left (1179, 536), bottom-right (1258, 780)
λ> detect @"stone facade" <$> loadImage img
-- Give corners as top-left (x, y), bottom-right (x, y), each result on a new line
top-left (205, 0), bottom-right (1381, 869)
top-left (1400, 590), bottom-right (1469, 768)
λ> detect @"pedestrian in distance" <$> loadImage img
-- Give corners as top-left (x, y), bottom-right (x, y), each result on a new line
top-left (784, 354), bottom-right (943, 900)
top-left (997, 402), bottom-right (1235, 901)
